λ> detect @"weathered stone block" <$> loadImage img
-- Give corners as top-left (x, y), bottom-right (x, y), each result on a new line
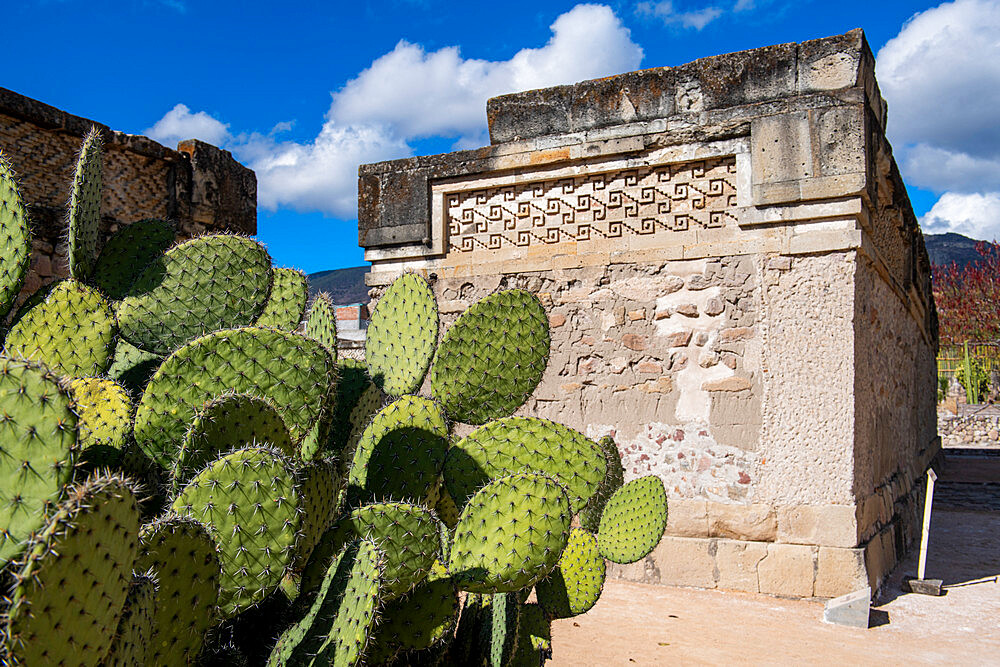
top-left (665, 499), bottom-right (709, 538)
top-left (758, 543), bottom-right (816, 597)
top-left (815, 546), bottom-right (868, 598)
top-left (777, 505), bottom-right (858, 548)
top-left (822, 587), bottom-right (871, 628)
top-left (648, 536), bottom-right (717, 589)
top-left (707, 503), bottom-right (777, 542)
top-left (716, 540), bottom-right (767, 593)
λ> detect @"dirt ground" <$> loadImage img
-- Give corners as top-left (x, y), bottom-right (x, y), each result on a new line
top-left (551, 452), bottom-right (1000, 665)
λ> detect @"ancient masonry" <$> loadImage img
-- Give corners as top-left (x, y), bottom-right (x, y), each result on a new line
top-left (0, 87), bottom-right (256, 300)
top-left (358, 30), bottom-right (939, 599)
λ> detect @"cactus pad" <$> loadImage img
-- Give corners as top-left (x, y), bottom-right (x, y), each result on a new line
top-left (449, 473), bottom-right (571, 594)
top-left (4, 475), bottom-right (140, 666)
top-left (171, 446), bottom-right (301, 617)
top-left (172, 392), bottom-right (294, 489)
top-left (0, 358), bottom-right (77, 567)
top-left (108, 339), bottom-right (162, 398)
top-left (444, 416), bottom-right (605, 514)
top-left (0, 153), bottom-right (31, 320)
top-left (488, 592), bottom-right (521, 667)
top-left (134, 327), bottom-right (335, 469)
top-left (536, 527), bottom-right (605, 618)
top-left (67, 127), bottom-right (103, 280)
top-left (347, 501), bottom-right (443, 600)
top-left (92, 218), bottom-right (176, 299)
top-left (69, 377), bottom-right (133, 450)
top-left (327, 358), bottom-right (371, 453)
top-left (512, 603), bottom-right (552, 667)
top-left (305, 291), bottom-right (338, 352)
top-left (135, 515), bottom-right (221, 666)
top-left (117, 234), bottom-right (273, 354)
top-left (339, 382), bottom-right (385, 476)
top-left (4, 279), bottom-right (116, 377)
top-left (104, 573), bottom-right (157, 667)
top-left (597, 475), bottom-right (668, 564)
top-left (430, 289), bottom-right (549, 424)
top-left (369, 561), bottom-right (457, 662)
top-left (366, 273), bottom-right (438, 397)
top-left (295, 457), bottom-right (342, 568)
top-left (579, 435), bottom-right (625, 533)
top-left (347, 395), bottom-right (448, 505)
top-left (256, 267), bottom-right (309, 331)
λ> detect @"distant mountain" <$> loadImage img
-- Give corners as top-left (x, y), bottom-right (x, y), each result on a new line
top-left (925, 232), bottom-right (986, 269)
top-left (307, 266), bottom-right (369, 304)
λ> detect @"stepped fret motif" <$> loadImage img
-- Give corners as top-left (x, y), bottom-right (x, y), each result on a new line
top-left (446, 156), bottom-right (737, 254)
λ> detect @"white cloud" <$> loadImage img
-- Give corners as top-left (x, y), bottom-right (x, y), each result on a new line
top-left (920, 192), bottom-right (1000, 240)
top-left (637, 1), bottom-right (723, 30)
top-left (145, 104), bottom-right (230, 148)
top-left (329, 4), bottom-right (643, 140)
top-left (146, 4), bottom-right (644, 218)
top-left (876, 0), bottom-right (1000, 194)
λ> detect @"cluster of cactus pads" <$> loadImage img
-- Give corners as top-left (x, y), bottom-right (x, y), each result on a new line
top-left (0, 130), bottom-right (669, 666)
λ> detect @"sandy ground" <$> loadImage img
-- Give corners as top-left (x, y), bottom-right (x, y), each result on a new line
top-left (550, 455), bottom-right (1000, 665)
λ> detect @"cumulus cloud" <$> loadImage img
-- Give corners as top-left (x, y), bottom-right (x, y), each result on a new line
top-left (636, 1), bottom-right (723, 29)
top-left (920, 192), bottom-right (1000, 240)
top-left (145, 4), bottom-right (643, 218)
top-left (145, 104), bottom-right (230, 148)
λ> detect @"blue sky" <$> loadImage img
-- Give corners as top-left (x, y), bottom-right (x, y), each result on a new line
top-left (7, 0), bottom-right (999, 271)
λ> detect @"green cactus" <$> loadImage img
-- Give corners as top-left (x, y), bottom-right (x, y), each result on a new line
top-left (366, 273), bottom-right (438, 397)
top-left (91, 218), bottom-right (176, 299)
top-left (104, 573), bottom-right (158, 667)
top-left (487, 592), bottom-right (521, 667)
top-left (295, 457), bottom-right (343, 569)
top-left (116, 234), bottom-right (273, 355)
top-left (430, 289), bottom-right (549, 424)
top-left (135, 515), bottom-right (221, 667)
top-left (597, 475), bottom-right (668, 564)
top-left (512, 603), bottom-right (552, 667)
top-left (171, 392), bottom-right (294, 490)
top-left (339, 381), bottom-right (385, 475)
top-left (449, 472), bottom-right (571, 594)
top-left (579, 435), bottom-right (625, 533)
top-left (0, 152), bottom-right (31, 321)
top-left (305, 291), bottom-right (338, 352)
top-left (67, 126), bottom-right (103, 280)
top-left (444, 416), bottom-right (605, 514)
top-left (326, 358), bottom-right (371, 452)
top-left (171, 446), bottom-right (301, 617)
top-left (536, 527), bottom-right (606, 618)
top-left (8, 280), bottom-right (56, 329)
top-left (69, 377), bottom-right (133, 450)
top-left (270, 539), bottom-right (385, 667)
top-left (108, 339), bottom-right (163, 398)
top-left (347, 395), bottom-right (449, 506)
top-left (368, 560), bottom-right (458, 662)
top-left (4, 474), bottom-right (140, 666)
top-left (0, 358), bottom-right (78, 568)
top-left (255, 267), bottom-right (309, 331)
top-left (133, 326), bottom-right (336, 469)
top-left (4, 279), bottom-right (117, 377)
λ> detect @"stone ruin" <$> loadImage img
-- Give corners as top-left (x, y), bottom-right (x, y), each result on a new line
top-left (358, 29), bottom-right (939, 598)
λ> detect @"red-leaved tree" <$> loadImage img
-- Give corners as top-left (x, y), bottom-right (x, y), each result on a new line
top-left (933, 240), bottom-right (1000, 344)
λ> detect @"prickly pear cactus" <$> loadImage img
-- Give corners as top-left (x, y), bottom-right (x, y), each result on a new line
top-left (296, 457), bottom-right (343, 569)
top-left (579, 435), bottom-right (625, 533)
top-left (347, 395), bottom-right (448, 505)
top-left (340, 382), bottom-right (385, 475)
top-left (256, 267), bottom-right (309, 331)
top-left (430, 289), bottom-right (549, 424)
top-left (3, 475), bottom-right (140, 666)
top-left (597, 475), bottom-right (668, 564)
top-left (135, 515), bottom-right (221, 667)
top-left (305, 291), bottom-right (338, 352)
top-left (104, 573), bottom-right (158, 667)
top-left (368, 560), bottom-right (457, 661)
top-left (92, 218), bottom-right (176, 299)
top-left (172, 446), bottom-right (301, 617)
top-left (512, 603), bottom-right (552, 667)
top-left (536, 527), bottom-right (606, 618)
top-left (487, 592), bottom-right (521, 667)
top-left (67, 126), bottom-right (103, 280)
top-left (328, 358), bottom-right (372, 452)
top-left (4, 279), bottom-right (117, 377)
top-left (366, 273), bottom-right (438, 397)
top-left (0, 358), bottom-right (77, 568)
top-left (69, 377), bottom-right (133, 449)
top-left (116, 234), bottom-right (273, 355)
top-left (444, 416), bottom-right (605, 514)
top-left (171, 392), bottom-right (294, 490)
top-left (0, 152), bottom-right (31, 320)
top-left (134, 327), bottom-right (335, 469)
top-left (449, 472), bottom-right (571, 594)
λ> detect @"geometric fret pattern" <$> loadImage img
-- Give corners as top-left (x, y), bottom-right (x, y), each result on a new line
top-left (446, 156), bottom-right (737, 254)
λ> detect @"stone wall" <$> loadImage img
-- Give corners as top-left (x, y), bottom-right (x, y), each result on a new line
top-left (939, 411), bottom-right (1000, 448)
top-left (359, 30), bottom-right (938, 599)
top-left (0, 87), bottom-right (256, 299)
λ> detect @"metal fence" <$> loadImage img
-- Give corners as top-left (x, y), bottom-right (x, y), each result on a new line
top-left (937, 342), bottom-right (1000, 379)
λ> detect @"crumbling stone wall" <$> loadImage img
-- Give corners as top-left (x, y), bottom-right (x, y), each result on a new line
top-left (0, 87), bottom-right (256, 299)
top-left (360, 29), bottom-right (938, 599)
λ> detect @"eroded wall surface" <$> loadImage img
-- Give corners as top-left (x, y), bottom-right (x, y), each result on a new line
top-left (360, 29), bottom-right (938, 598)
